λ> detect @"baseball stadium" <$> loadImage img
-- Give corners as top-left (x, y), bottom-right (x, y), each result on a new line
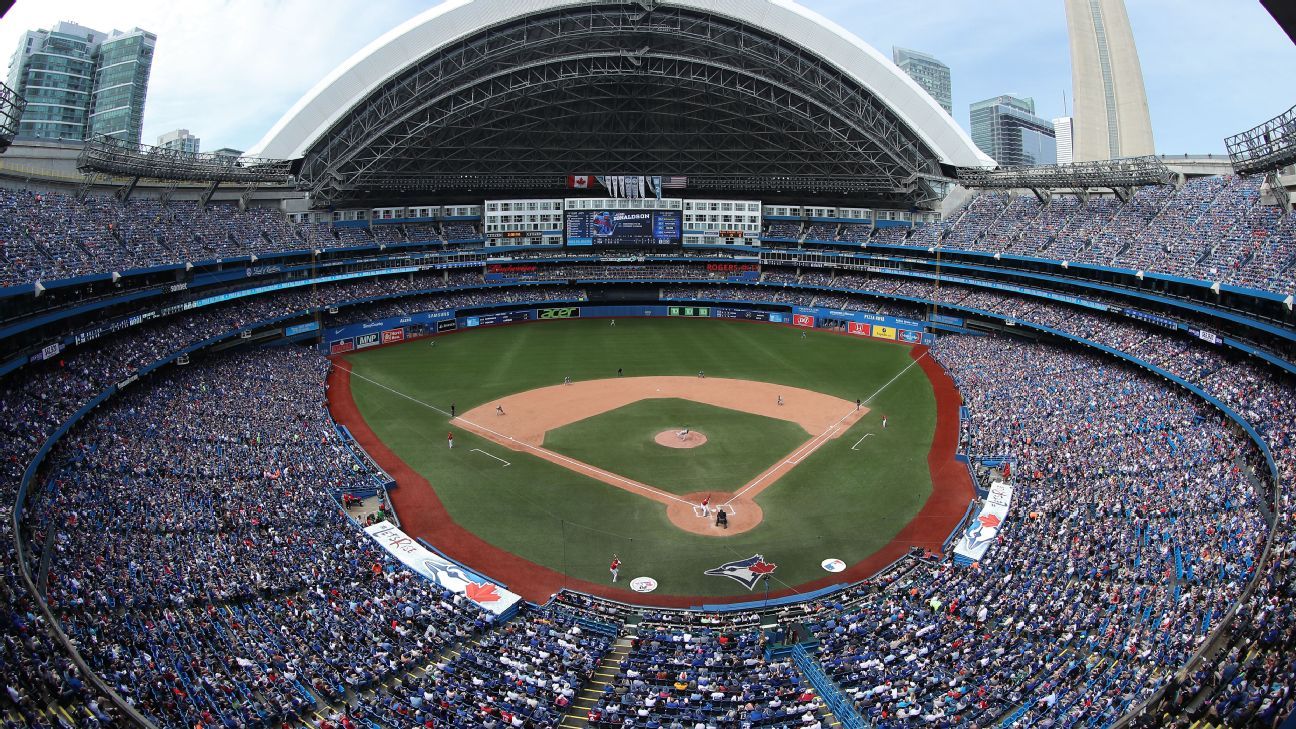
top-left (0, 1), bottom-right (1293, 728)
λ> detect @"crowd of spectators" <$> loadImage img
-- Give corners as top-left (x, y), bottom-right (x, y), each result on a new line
top-left (0, 189), bottom-right (499, 287)
top-left (0, 282), bottom-right (590, 725)
top-left (586, 625), bottom-right (827, 728)
top-left (860, 174), bottom-right (1295, 294)
top-left (0, 248), bottom-right (1294, 728)
top-left (780, 335), bottom-right (1270, 727)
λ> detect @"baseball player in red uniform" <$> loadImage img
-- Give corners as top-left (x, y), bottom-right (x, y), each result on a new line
top-left (447, 431), bottom-right (454, 449)
top-left (609, 555), bottom-right (621, 582)
top-left (699, 494), bottom-right (711, 517)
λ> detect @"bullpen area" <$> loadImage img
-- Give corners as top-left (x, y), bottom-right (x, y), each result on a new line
top-left (328, 317), bottom-right (972, 604)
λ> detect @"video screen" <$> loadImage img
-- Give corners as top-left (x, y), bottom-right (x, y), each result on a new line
top-left (565, 210), bottom-right (681, 246)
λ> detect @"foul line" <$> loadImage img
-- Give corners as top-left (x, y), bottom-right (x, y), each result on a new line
top-left (851, 433), bottom-right (874, 450)
top-left (471, 448), bottom-right (511, 467)
top-left (863, 350), bottom-right (929, 406)
top-left (721, 351), bottom-right (929, 508)
top-left (342, 365), bottom-right (453, 417)
top-left (339, 364), bottom-right (694, 506)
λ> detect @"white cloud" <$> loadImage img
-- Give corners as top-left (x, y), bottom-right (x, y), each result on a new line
top-left (0, 0), bottom-right (421, 150)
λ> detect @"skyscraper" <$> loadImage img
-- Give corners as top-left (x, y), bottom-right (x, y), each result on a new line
top-left (892, 47), bottom-right (952, 115)
top-left (1053, 116), bottom-right (1074, 164)
top-left (158, 128), bottom-right (200, 154)
top-left (970, 95), bottom-right (1058, 167)
top-left (1063, 0), bottom-right (1154, 161)
top-left (6, 21), bottom-right (155, 144)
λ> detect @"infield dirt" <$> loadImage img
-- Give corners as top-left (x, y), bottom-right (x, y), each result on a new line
top-left (452, 376), bottom-right (867, 535)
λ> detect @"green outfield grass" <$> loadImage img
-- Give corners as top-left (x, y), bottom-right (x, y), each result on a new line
top-left (343, 317), bottom-right (937, 597)
top-left (542, 398), bottom-right (811, 496)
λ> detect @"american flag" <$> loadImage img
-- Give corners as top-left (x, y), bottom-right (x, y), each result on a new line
top-left (660, 176), bottom-right (688, 189)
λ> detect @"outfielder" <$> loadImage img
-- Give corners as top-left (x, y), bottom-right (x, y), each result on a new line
top-left (609, 555), bottom-right (621, 582)
top-left (447, 431), bottom-right (454, 449)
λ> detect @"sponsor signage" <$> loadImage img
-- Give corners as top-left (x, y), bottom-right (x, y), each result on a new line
top-left (364, 522), bottom-right (521, 616)
top-left (629, 577), bottom-right (658, 593)
top-left (705, 263), bottom-right (759, 273)
top-left (954, 481), bottom-right (1014, 565)
top-left (487, 264), bottom-right (538, 273)
top-left (1189, 327), bottom-right (1221, 345)
top-left (792, 314), bottom-right (815, 328)
top-left (872, 325), bottom-right (897, 340)
top-left (1119, 307), bottom-right (1178, 330)
top-left (116, 374), bottom-right (139, 390)
top-left (356, 332), bottom-right (381, 348)
top-left (32, 341), bottom-right (62, 362)
top-left (537, 306), bottom-right (581, 320)
top-left (848, 321), bottom-right (871, 337)
top-left (821, 558), bottom-right (846, 573)
top-left (285, 321), bottom-right (320, 336)
top-left (437, 319), bottom-right (457, 333)
top-left (899, 329), bottom-right (921, 343)
top-left (329, 338), bottom-right (354, 354)
top-left (381, 328), bottom-right (405, 344)
top-left (929, 312), bottom-right (965, 327)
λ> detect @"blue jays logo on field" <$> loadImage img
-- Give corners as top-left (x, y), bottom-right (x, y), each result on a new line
top-left (704, 554), bottom-right (778, 590)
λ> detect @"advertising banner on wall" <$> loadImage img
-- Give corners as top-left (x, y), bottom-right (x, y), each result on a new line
top-left (847, 321), bottom-right (871, 337)
top-left (381, 328), bottom-right (405, 344)
top-left (953, 481), bottom-right (1013, 565)
top-left (792, 314), bottom-right (815, 327)
top-left (872, 325), bottom-right (897, 340)
top-left (364, 522), bottom-right (521, 616)
top-left (356, 332), bottom-right (381, 348)
top-left (329, 338), bottom-right (354, 354)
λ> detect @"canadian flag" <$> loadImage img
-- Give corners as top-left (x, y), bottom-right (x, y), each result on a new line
top-left (567, 175), bottom-right (592, 189)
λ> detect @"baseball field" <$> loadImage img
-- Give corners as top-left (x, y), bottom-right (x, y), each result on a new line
top-left (328, 317), bottom-right (972, 604)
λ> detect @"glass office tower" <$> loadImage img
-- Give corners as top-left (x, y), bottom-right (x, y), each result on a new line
top-left (7, 21), bottom-right (155, 144)
top-left (970, 94), bottom-right (1058, 167)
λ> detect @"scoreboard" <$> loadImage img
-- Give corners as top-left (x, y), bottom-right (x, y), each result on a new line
top-left (566, 210), bottom-right (682, 246)
top-left (713, 307), bottom-right (772, 321)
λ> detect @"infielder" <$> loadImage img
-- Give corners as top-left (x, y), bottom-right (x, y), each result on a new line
top-left (447, 431), bottom-right (454, 449)
top-left (496, 405), bottom-right (505, 416)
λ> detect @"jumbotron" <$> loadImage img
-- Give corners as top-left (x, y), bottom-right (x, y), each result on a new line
top-left (0, 2), bottom-right (1292, 729)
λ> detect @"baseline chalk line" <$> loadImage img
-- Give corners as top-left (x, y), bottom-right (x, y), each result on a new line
top-left (850, 433), bottom-right (874, 450)
top-left (471, 448), bottom-right (511, 466)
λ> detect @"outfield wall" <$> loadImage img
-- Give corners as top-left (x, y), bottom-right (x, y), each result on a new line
top-left (319, 302), bottom-right (936, 355)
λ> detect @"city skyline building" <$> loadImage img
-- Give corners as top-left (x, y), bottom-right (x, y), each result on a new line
top-left (157, 128), bottom-right (200, 153)
top-left (970, 94), bottom-right (1058, 167)
top-left (6, 20), bottom-right (155, 144)
top-left (1053, 116), bottom-right (1074, 164)
top-left (892, 46), bottom-right (953, 115)
top-left (1063, 0), bottom-right (1155, 160)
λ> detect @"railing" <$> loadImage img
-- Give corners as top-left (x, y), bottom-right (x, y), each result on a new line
top-left (791, 643), bottom-right (871, 729)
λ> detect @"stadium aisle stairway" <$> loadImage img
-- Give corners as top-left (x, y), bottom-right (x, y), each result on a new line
top-left (296, 623), bottom-right (490, 728)
top-left (562, 635), bottom-right (634, 729)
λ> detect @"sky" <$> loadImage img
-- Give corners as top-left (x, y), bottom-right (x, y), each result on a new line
top-left (1, 0), bottom-right (1292, 155)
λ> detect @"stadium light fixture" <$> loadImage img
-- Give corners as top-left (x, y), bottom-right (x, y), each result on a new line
top-left (1226, 104), bottom-right (1296, 175)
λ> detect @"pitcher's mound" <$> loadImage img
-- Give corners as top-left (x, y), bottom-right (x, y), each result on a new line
top-left (655, 430), bottom-right (707, 448)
